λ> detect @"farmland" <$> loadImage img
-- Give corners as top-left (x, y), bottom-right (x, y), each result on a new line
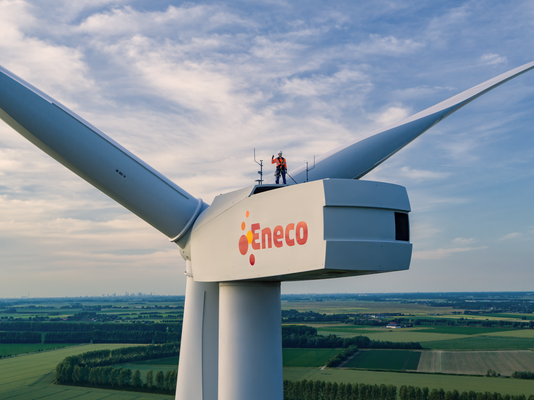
top-left (283, 368), bottom-right (534, 396)
top-left (0, 343), bottom-right (76, 356)
top-left (0, 343), bottom-right (171, 399)
top-left (283, 348), bottom-right (341, 367)
top-left (2, 292), bottom-right (534, 397)
top-left (418, 350), bottom-right (534, 376)
top-left (343, 350), bottom-right (421, 371)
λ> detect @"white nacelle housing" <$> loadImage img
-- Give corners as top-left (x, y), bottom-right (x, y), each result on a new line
top-left (189, 179), bottom-right (412, 282)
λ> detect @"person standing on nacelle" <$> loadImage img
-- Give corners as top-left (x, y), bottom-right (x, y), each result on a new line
top-left (272, 150), bottom-right (287, 184)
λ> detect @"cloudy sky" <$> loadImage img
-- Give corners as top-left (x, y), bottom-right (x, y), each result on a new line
top-left (0, 0), bottom-right (533, 297)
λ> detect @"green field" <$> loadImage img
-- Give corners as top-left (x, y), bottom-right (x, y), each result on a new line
top-left (484, 329), bottom-right (534, 338)
top-left (359, 331), bottom-right (469, 343)
top-left (0, 343), bottom-right (172, 399)
top-left (411, 326), bottom-right (518, 335)
top-left (343, 350), bottom-right (421, 371)
top-left (283, 368), bottom-right (534, 396)
top-left (418, 350), bottom-right (534, 376)
top-left (0, 343), bottom-right (77, 356)
top-left (283, 348), bottom-right (341, 367)
top-left (423, 336), bottom-right (534, 350)
top-left (481, 314), bottom-right (534, 321)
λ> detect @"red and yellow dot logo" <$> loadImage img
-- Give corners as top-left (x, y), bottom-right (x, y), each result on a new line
top-left (239, 211), bottom-right (309, 265)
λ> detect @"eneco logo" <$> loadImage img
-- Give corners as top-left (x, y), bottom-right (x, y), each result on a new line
top-left (238, 211), bottom-right (309, 265)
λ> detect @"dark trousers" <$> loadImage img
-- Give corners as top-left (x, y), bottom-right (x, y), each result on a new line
top-left (276, 170), bottom-right (286, 184)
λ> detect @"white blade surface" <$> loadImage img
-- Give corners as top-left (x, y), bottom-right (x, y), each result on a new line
top-left (288, 61), bottom-right (534, 183)
top-left (0, 65), bottom-right (203, 240)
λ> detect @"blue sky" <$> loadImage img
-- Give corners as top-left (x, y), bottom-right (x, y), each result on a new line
top-left (0, 0), bottom-right (533, 297)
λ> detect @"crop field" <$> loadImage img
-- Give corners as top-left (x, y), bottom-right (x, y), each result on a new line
top-left (484, 329), bottom-right (534, 338)
top-left (418, 350), bottom-right (534, 376)
top-left (411, 326), bottom-right (518, 335)
top-left (2, 373), bottom-right (173, 399)
top-left (481, 313), bottom-right (534, 321)
top-left (343, 350), bottom-right (421, 371)
top-left (423, 336), bottom-right (534, 350)
top-left (355, 331), bottom-right (469, 343)
top-left (0, 343), bottom-right (165, 399)
top-left (0, 343), bottom-right (76, 356)
top-left (314, 326), bottom-right (383, 337)
top-left (282, 300), bottom-right (461, 315)
top-left (283, 368), bottom-right (534, 396)
top-left (283, 348), bottom-right (341, 367)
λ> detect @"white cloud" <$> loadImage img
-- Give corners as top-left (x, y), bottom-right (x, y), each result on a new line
top-left (480, 53), bottom-right (507, 66)
top-left (352, 34), bottom-right (424, 56)
top-left (452, 237), bottom-right (475, 244)
top-left (413, 246), bottom-right (487, 260)
top-left (369, 106), bottom-right (410, 127)
top-left (0, 0), bottom-right (94, 102)
top-left (499, 232), bottom-right (521, 240)
top-left (400, 166), bottom-right (450, 181)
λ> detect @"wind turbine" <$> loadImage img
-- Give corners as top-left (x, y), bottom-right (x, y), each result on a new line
top-left (0, 60), bottom-right (533, 400)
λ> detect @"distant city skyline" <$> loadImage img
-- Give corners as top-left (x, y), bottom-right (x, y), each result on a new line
top-left (0, 0), bottom-right (533, 297)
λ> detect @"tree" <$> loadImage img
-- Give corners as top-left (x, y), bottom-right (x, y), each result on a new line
top-left (118, 368), bottom-right (132, 387)
top-left (88, 368), bottom-right (97, 385)
top-left (338, 383), bottom-right (347, 400)
top-left (109, 368), bottom-right (119, 387)
top-left (388, 385), bottom-right (397, 400)
top-left (415, 387), bottom-right (423, 400)
top-left (380, 385), bottom-right (389, 400)
top-left (400, 386), bottom-right (408, 400)
top-left (72, 365), bottom-right (83, 383)
top-left (132, 369), bottom-right (142, 387)
top-left (155, 370), bottom-right (164, 389)
top-left (146, 370), bottom-right (154, 388)
top-left (325, 382), bottom-right (332, 400)
top-left (351, 383), bottom-right (359, 400)
top-left (164, 371), bottom-right (173, 390)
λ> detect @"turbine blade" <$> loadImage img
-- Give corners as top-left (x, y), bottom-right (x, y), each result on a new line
top-left (289, 61), bottom-right (534, 183)
top-left (0, 65), bottom-right (203, 240)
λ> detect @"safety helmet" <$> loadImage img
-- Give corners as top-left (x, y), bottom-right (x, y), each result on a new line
top-left (278, 150), bottom-right (283, 155)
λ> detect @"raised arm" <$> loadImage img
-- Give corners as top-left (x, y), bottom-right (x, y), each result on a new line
top-left (0, 65), bottom-right (204, 240)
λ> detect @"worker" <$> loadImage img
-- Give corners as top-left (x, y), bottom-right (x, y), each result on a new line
top-left (272, 150), bottom-right (287, 184)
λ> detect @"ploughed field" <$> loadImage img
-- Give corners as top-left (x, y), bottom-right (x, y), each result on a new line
top-left (418, 350), bottom-right (534, 376)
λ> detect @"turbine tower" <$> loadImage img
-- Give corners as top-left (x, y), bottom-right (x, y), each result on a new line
top-left (0, 61), bottom-right (533, 400)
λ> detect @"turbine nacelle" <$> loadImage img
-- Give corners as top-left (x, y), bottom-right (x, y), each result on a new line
top-left (187, 179), bottom-right (412, 282)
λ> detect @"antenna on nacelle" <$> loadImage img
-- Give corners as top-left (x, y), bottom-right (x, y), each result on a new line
top-left (254, 148), bottom-right (263, 185)
top-left (305, 156), bottom-right (316, 182)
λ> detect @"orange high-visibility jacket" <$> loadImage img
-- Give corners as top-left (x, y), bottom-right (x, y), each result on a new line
top-left (272, 156), bottom-right (287, 170)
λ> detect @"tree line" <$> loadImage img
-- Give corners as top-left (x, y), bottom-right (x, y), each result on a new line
top-left (282, 326), bottom-right (422, 349)
top-left (55, 343), bottom-right (180, 394)
top-left (511, 371), bottom-right (534, 380)
top-left (0, 331), bottom-right (41, 343)
top-left (283, 380), bottom-right (533, 400)
top-left (325, 345), bottom-right (358, 368)
top-left (55, 342), bottom-right (180, 384)
top-left (0, 321), bottom-right (181, 333)
top-left (44, 330), bottom-right (180, 344)
top-left (64, 366), bottom-right (177, 395)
